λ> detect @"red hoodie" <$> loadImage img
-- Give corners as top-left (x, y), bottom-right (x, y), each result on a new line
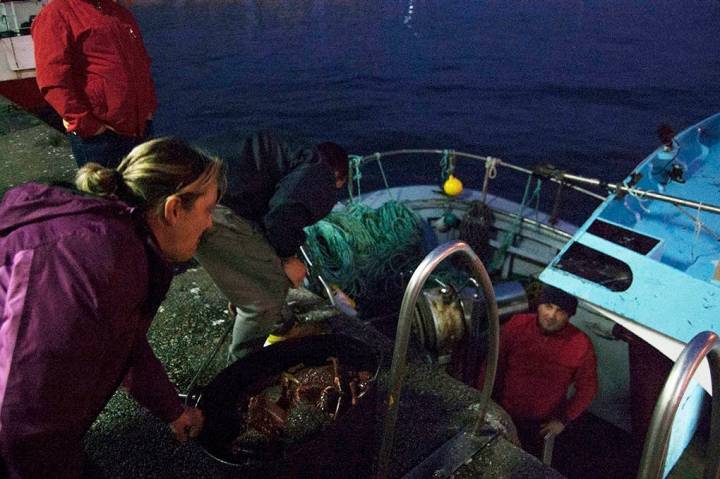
top-left (32, 0), bottom-right (157, 138)
top-left (483, 313), bottom-right (598, 424)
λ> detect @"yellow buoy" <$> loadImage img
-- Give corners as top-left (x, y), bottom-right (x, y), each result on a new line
top-left (443, 175), bottom-right (463, 196)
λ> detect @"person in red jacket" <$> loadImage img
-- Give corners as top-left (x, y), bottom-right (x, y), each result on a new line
top-left (481, 285), bottom-right (598, 456)
top-left (32, 0), bottom-right (157, 168)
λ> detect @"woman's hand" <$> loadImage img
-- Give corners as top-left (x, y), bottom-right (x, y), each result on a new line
top-left (169, 407), bottom-right (204, 442)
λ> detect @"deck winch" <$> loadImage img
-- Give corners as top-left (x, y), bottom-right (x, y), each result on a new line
top-left (412, 280), bottom-right (527, 378)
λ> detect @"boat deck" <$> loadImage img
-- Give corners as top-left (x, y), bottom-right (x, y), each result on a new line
top-left (600, 113), bottom-right (720, 282)
top-left (81, 269), bottom-right (565, 479)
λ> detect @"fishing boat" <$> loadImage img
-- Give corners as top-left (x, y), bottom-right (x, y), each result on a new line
top-left (539, 112), bottom-right (720, 477)
top-left (290, 114), bottom-right (720, 478)
top-left (0, 0), bottom-right (46, 112)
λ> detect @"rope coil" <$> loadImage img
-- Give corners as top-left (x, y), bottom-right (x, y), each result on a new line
top-left (304, 201), bottom-right (426, 303)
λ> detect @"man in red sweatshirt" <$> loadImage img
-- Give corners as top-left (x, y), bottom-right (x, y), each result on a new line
top-left (32, 0), bottom-right (156, 168)
top-left (483, 285), bottom-right (598, 456)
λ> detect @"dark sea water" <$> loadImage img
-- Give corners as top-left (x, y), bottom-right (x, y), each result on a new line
top-left (134, 0), bottom-right (720, 222)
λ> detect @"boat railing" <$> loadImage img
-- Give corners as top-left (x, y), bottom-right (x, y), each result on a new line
top-left (637, 331), bottom-right (720, 479)
top-left (353, 149), bottom-right (720, 221)
top-left (374, 240), bottom-right (500, 479)
top-left (351, 149), bottom-right (607, 205)
top-left (541, 432), bottom-right (557, 466)
top-left (560, 172), bottom-right (720, 216)
top-left (299, 245), bottom-right (336, 307)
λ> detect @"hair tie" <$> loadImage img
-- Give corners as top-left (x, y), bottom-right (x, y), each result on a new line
top-left (110, 169), bottom-right (126, 197)
top-left (112, 169), bottom-right (124, 185)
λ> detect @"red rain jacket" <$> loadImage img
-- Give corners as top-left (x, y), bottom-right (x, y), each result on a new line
top-left (32, 0), bottom-right (157, 138)
top-left (483, 313), bottom-right (598, 424)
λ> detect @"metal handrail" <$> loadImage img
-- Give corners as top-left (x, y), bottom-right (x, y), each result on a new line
top-left (299, 245), bottom-right (336, 307)
top-left (637, 331), bottom-right (720, 479)
top-left (561, 172), bottom-right (720, 215)
top-left (353, 149), bottom-right (607, 201)
top-left (542, 432), bottom-right (557, 466)
top-left (374, 240), bottom-right (500, 479)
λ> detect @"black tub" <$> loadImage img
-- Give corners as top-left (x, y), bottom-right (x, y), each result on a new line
top-left (193, 333), bottom-right (380, 477)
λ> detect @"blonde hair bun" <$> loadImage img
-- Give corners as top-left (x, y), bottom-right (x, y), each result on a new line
top-left (75, 162), bottom-right (124, 198)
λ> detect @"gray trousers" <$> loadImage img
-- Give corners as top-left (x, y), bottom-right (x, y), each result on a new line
top-left (196, 205), bottom-right (291, 360)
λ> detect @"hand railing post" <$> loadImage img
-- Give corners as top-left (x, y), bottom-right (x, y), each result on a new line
top-left (542, 432), bottom-right (556, 466)
top-left (637, 331), bottom-right (720, 479)
top-left (374, 241), bottom-right (499, 478)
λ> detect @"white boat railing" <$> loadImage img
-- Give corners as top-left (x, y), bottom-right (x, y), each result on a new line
top-left (353, 149), bottom-right (720, 221)
top-left (351, 149), bottom-right (607, 203)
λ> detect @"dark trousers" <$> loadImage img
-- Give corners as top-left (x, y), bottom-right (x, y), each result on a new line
top-left (68, 121), bottom-right (153, 168)
top-left (1, 449), bottom-right (107, 478)
top-left (514, 419), bottom-right (545, 458)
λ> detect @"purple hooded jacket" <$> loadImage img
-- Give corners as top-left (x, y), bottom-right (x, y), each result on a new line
top-left (0, 184), bottom-right (184, 478)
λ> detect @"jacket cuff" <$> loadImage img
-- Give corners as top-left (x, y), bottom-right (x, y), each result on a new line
top-left (164, 402), bottom-right (186, 424)
top-left (559, 412), bottom-right (576, 425)
top-left (68, 114), bottom-right (103, 138)
top-left (269, 236), bottom-right (301, 259)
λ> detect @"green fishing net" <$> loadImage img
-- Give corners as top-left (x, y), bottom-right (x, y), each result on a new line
top-left (303, 201), bottom-right (426, 308)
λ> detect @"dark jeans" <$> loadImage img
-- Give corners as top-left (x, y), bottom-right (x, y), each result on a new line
top-left (0, 450), bottom-right (105, 478)
top-left (68, 121), bottom-right (153, 168)
top-left (514, 419), bottom-right (545, 458)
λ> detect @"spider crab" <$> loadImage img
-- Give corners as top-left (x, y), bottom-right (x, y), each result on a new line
top-left (245, 356), bottom-right (372, 437)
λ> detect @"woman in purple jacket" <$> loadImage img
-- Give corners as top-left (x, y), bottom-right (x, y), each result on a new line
top-left (0, 138), bottom-right (224, 478)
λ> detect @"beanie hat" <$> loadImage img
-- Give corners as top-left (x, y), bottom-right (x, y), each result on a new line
top-left (316, 142), bottom-right (349, 181)
top-left (538, 285), bottom-right (578, 316)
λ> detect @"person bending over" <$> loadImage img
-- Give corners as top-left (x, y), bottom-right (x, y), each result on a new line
top-left (0, 138), bottom-right (225, 478)
top-left (196, 130), bottom-right (348, 361)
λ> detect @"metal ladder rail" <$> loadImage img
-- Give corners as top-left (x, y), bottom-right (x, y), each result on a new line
top-left (637, 331), bottom-right (720, 479)
top-left (374, 240), bottom-right (500, 479)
